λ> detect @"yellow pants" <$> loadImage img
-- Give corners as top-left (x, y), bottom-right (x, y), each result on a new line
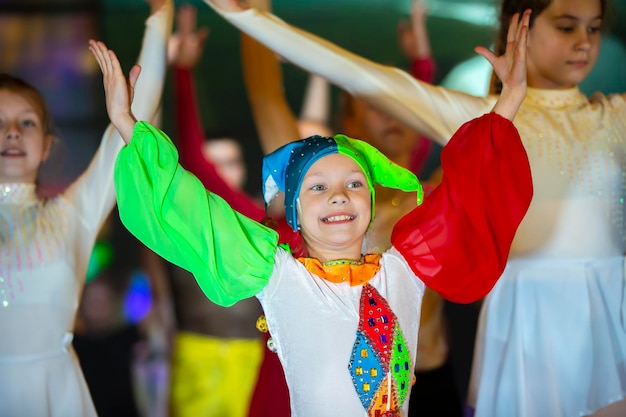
top-left (169, 332), bottom-right (264, 417)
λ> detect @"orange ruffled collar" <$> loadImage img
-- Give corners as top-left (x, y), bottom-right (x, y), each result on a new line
top-left (297, 254), bottom-right (382, 286)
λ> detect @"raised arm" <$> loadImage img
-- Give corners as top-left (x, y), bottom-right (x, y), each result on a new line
top-left (203, 0), bottom-right (494, 145)
top-left (93, 30), bottom-right (280, 306)
top-left (391, 11), bottom-right (532, 303)
top-left (168, 3), bottom-right (301, 251)
top-left (169, 4), bottom-right (265, 220)
top-left (66, 0), bottom-right (172, 235)
top-left (240, 0), bottom-right (300, 154)
top-left (398, 0), bottom-right (436, 83)
top-left (297, 74), bottom-right (333, 138)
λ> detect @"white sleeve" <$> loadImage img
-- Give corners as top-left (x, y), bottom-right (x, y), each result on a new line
top-left (218, 7), bottom-right (496, 145)
top-left (62, 0), bottom-right (173, 234)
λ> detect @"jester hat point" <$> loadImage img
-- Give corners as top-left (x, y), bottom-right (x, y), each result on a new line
top-left (262, 134), bottom-right (423, 231)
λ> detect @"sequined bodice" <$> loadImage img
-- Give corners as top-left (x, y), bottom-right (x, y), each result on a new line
top-left (0, 183), bottom-right (80, 356)
top-left (0, 184), bottom-right (72, 303)
top-left (511, 88), bottom-right (626, 258)
top-left (258, 248), bottom-right (424, 417)
top-left (0, 122), bottom-right (120, 356)
top-left (0, 5), bottom-right (168, 416)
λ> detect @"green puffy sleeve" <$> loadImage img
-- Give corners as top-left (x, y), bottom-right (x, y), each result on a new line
top-left (114, 121), bottom-right (279, 306)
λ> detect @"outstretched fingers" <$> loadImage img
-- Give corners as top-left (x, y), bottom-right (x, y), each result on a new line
top-left (506, 10), bottom-right (531, 60)
top-left (89, 40), bottom-right (113, 76)
top-left (503, 10), bottom-right (530, 89)
top-left (89, 40), bottom-right (128, 90)
top-left (481, 9), bottom-right (530, 120)
top-left (177, 3), bottom-right (198, 35)
top-left (169, 4), bottom-right (210, 67)
top-left (89, 39), bottom-right (138, 141)
top-left (128, 64), bottom-right (142, 105)
top-left (508, 9), bottom-right (531, 47)
top-left (107, 49), bottom-right (126, 81)
top-left (411, 0), bottom-right (428, 19)
top-left (474, 9), bottom-right (530, 89)
top-left (89, 40), bottom-right (127, 94)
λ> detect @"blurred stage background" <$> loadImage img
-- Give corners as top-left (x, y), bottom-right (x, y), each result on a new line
top-left (2, 0), bottom-right (625, 195)
top-left (2, 0), bottom-right (625, 406)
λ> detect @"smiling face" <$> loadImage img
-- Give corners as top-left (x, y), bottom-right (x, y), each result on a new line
top-left (526, 0), bottom-right (602, 89)
top-left (0, 89), bottom-right (52, 184)
top-left (297, 153), bottom-right (371, 262)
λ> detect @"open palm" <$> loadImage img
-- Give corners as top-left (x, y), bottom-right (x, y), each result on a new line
top-left (475, 9), bottom-right (530, 93)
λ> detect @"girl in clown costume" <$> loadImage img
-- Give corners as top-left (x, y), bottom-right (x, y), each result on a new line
top-left (93, 11), bottom-right (532, 417)
top-left (199, 0), bottom-right (626, 415)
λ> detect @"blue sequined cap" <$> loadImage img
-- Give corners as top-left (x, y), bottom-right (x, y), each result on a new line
top-left (262, 134), bottom-right (423, 231)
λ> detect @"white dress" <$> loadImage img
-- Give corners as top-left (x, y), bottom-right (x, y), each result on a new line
top-left (258, 248), bottom-right (425, 417)
top-left (207, 7), bottom-right (626, 417)
top-left (0, 2), bottom-right (171, 415)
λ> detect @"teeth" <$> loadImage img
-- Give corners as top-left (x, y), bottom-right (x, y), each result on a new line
top-left (1, 149), bottom-right (24, 155)
top-left (322, 215), bottom-right (355, 222)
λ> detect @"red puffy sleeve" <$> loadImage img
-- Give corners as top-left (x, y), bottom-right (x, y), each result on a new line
top-left (391, 112), bottom-right (532, 303)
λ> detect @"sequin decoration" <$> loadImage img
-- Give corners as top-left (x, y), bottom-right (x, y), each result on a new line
top-left (266, 337), bottom-right (277, 353)
top-left (297, 254), bottom-right (382, 286)
top-left (0, 183), bottom-right (68, 307)
top-left (256, 314), bottom-right (269, 333)
top-left (349, 284), bottom-right (411, 416)
top-left (518, 88), bottom-right (626, 246)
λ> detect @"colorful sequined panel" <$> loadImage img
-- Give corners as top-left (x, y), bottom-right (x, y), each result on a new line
top-left (349, 284), bottom-right (411, 416)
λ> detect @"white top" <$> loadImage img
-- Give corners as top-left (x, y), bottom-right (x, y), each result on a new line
top-left (0, 2), bottom-right (171, 415)
top-left (257, 247), bottom-right (425, 417)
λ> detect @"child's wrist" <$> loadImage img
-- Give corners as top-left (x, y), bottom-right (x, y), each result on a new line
top-left (112, 113), bottom-right (138, 142)
top-left (493, 86), bottom-right (525, 121)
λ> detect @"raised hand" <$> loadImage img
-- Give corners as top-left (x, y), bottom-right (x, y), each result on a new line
top-left (476, 9), bottom-right (530, 121)
top-left (89, 39), bottom-right (139, 142)
top-left (168, 4), bottom-right (210, 68)
top-left (398, 0), bottom-right (431, 60)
